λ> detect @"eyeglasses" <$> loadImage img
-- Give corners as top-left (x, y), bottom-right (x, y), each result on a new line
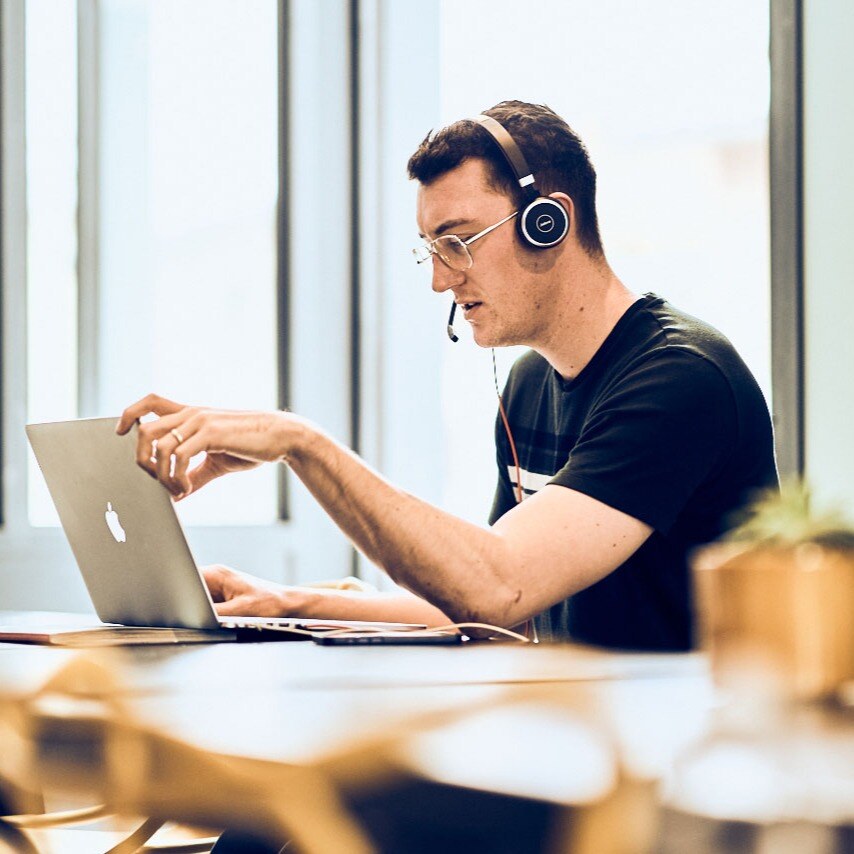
top-left (412, 211), bottom-right (518, 272)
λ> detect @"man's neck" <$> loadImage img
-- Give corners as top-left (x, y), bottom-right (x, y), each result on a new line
top-left (534, 256), bottom-right (638, 381)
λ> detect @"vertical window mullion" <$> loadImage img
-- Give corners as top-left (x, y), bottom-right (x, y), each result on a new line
top-left (1, 0), bottom-right (29, 531)
top-left (77, 0), bottom-right (100, 418)
top-left (769, 0), bottom-right (804, 478)
top-left (277, 0), bottom-right (291, 521)
top-left (348, 0), bottom-right (360, 575)
top-left (348, 0), bottom-right (361, 460)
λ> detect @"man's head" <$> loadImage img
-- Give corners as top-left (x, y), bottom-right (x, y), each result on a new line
top-left (408, 101), bottom-right (603, 259)
top-left (409, 101), bottom-right (605, 350)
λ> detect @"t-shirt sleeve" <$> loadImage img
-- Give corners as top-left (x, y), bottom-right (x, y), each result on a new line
top-left (549, 348), bottom-right (734, 534)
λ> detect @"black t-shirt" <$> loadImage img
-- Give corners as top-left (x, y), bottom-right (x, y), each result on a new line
top-left (489, 293), bottom-right (778, 651)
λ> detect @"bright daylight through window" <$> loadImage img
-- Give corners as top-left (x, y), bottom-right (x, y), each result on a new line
top-left (25, 0), bottom-right (279, 527)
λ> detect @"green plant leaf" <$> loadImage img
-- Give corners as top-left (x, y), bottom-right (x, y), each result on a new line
top-left (726, 479), bottom-right (854, 548)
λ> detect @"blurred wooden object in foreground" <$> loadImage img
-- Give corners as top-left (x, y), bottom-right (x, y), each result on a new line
top-left (0, 638), bottom-right (850, 852)
top-left (694, 541), bottom-right (854, 701)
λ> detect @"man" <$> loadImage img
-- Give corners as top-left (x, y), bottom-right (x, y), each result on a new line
top-left (117, 101), bottom-right (777, 651)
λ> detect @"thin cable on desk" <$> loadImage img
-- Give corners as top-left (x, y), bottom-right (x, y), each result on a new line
top-left (318, 623), bottom-right (530, 643)
top-left (226, 620), bottom-right (531, 643)
top-left (437, 622), bottom-right (531, 642)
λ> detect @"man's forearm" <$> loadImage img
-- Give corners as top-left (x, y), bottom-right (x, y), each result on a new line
top-left (291, 587), bottom-right (454, 627)
top-left (280, 416), bottom-right (522, 625)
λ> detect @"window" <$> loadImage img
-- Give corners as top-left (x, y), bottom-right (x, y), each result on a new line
top-left (2, 0), bottom-right (356, 609)
top-left (26, 0), bottom-right (79, 522)
top-left (1, 0), bottom-right (775, 604)
top-left (27, 0), bottom-right (279, 527)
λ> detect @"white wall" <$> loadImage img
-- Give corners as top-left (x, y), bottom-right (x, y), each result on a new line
top-left (804, 0), bottom-right (854, 513)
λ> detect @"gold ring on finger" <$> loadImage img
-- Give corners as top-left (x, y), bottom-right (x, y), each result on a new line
top-left (170, 428), bottom-right (185, 445)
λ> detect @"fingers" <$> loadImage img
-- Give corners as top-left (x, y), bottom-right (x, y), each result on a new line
top-left (122, 403), bottom-right (285, 498)
top-left (214, 597), bottom-right (258, 617)
top-left (116, 393), bottom-right (185, 435)
top-left (153, 420), bottom-right (194, 492)
top-left (181, 454), bottom-right (226, 496)
top-left (214, 591), bottom-right (291, 618)
top-left (165, 417), bottom-right (212, 496)
top-left (149, 412), bottom-right (246, 497)
top-left (202, 569), bottom-right (225, 602)
top-left (201, 565), bottom-right (290, 618)
top-left (133, 408), bottom-right (203, 495)
top-left (116, 394), bottom-right (197, 490)
top-left (201, 564), bottom-right (237, 602)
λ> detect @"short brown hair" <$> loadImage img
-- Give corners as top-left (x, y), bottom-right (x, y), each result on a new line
top-left (407, 100), bottom-right (603, 257)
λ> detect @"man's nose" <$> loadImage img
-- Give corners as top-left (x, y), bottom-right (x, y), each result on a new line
top-left (431, 256), bottom-right (466, 294)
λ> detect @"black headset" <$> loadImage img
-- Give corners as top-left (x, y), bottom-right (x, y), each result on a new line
top-left (473, 114), bottom-right (569, 250)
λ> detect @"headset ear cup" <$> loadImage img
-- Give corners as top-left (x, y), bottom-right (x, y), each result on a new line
top-left (519, 198), bottom-right (569, 248)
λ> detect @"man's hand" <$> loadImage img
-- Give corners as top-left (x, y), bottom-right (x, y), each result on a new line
top-left (202, 564), bottom-right (293, 617)
top-left (116, 393), bottom-right (299, 499)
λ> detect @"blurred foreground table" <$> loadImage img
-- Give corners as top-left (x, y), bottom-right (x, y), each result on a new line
top-left (0, 636), bottom-right (851, 852)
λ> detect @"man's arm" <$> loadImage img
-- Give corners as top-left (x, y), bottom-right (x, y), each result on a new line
top-left (117, 395), bottom-right (652, 628)
top-left (281, 419), bottom-right (651, 627)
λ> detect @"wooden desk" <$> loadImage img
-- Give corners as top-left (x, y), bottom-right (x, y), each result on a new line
top-left (1, 639), bottom-right (851, 853)
top-left (0, 640), bottom-right (710, 767)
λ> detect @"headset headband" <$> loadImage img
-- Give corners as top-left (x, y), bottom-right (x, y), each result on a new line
top-left (473, 114), bottom-right (539, 202)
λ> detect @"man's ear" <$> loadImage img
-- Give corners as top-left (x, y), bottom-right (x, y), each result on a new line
top-left (547, 192), bottom-right (574, 224)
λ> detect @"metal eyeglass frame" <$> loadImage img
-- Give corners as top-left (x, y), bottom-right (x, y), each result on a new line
top-left (412, 211), bottom-right (518, 271)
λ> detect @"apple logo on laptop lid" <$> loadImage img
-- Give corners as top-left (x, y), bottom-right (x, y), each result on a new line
top-left (105, 502), bottom-right (127, 543)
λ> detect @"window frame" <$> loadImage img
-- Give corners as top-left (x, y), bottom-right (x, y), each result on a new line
top-left (769, 0), bottom-right (805, 478)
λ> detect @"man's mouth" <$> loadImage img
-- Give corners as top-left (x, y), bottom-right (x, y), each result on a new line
top-left (459, 301), bottom-right (482, 312)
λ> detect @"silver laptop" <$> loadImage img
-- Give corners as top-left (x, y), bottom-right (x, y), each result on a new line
top-left (25, 417), bottom-right (422, 638)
